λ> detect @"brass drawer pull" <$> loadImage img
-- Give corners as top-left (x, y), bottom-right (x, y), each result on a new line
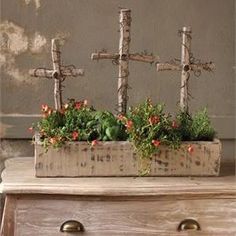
top-left (177, 219), bottom-right (201, 231)
top-left (60, 220), bottom-right (84, 233)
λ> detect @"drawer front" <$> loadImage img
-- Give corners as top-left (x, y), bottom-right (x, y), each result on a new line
top-left (14, 196), bottom-right (236, 236)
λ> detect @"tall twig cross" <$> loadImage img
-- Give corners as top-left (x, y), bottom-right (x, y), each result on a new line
top-left (156, 26), bottom-right (214, 112)
top-left (29, 38), bottom-right (85, 110)
top-left (91, 9), bottom-right (157, 115)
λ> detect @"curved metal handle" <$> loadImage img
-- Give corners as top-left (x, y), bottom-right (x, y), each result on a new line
top-left (177, 219), bottom-right (201, 231)
top-left (60, 220), bottom-right (84, 233)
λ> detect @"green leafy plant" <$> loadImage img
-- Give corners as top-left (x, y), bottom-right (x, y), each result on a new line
top-left (31, 99), bottom-right (216, 160)
top-left (176, 108), bottom-right (216, 141)
top-left (32, 99), bottom-right (127, 149)
top-left (191, 108), bottom-right (216, 141)
top-left (122, 99), bottom-right (181, 159)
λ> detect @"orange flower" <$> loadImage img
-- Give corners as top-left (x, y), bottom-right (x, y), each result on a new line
top-left (49, 137), bottom-right (57, 145)
top-left (117, 114), bottom-right (126, 121)
top-left (187, 145), bottom-right (194, 154)
top-left (172, 120), bottom-right (178, 129)
top-left (125, 120), bottom-right (133, 130)
top-left (148, 116), bottom-right (160, 125)
top-left (72, 131), bottom-right (79, 141)
top-left (75, 101), bottom-right (83, 110)
top-left (152, 139), bottom-right (161, 147)
top-left (41, 104), bottom-right (49, 113)
top-left (43, 108), bottom-right (52, 118)
top-left (41, 104), bottom-right (53, 118)
top-left (91, 140), bottom-right (99, 146)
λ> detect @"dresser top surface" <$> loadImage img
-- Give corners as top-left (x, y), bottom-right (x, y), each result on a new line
top-left (1, 157), bottom-right (235, 198)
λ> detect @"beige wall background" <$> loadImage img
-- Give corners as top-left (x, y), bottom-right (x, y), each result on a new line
top-left (0, 0), bottom-right (235, 164)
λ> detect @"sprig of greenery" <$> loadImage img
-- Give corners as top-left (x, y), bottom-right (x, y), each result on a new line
top-left (124, 99), bottom-right (181, 158)
top-left (176, 108), bottom-right (216, 141)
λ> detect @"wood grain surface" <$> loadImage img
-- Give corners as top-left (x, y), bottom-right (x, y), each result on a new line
top-left (35, 139), bottom-right (221, 177)
top-left (1, 157), bottom-right (235, 198)
top-left (0, 158), bottom-right (235, 236)
top-left (8, 195), bottom-right (236, 236)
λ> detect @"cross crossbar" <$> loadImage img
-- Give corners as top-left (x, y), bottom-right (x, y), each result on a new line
top-left (29, 39), bottom-right (84, 110)
top-left (91, 9), bottom-right (157, 114)
top-left (156, 26), bottom-right (214, 112)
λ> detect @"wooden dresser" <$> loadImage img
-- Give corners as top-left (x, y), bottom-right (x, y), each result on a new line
top-left (0, 157), bottom-right (235, 236)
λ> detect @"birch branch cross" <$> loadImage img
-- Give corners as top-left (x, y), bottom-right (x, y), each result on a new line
top-left (156, 26), bottom-right (214, 112)
top-left (91, 9), bottom-right (157, 115)
top-left (29, 38), bottom-right (85, 110)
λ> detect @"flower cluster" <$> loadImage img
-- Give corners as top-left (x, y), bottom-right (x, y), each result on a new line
top-left (41, 104), bottom-right (53, 117)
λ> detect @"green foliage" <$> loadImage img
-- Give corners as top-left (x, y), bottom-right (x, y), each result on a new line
top-left (32, 99), bottom-right (216, 158)
top-left (34, 100), bottom-right (127, 148)
top-left (191, 108), bottom-right (216, 141)
top-left (124, 99), bottom-right (181, 158)
top-left (176, 110), bottom-right (193, 141)
top-left (176, 108), bottom-right (216, 141)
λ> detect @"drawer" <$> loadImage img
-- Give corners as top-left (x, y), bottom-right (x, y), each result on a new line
top-left (10, 196), bottom-right (236, 235)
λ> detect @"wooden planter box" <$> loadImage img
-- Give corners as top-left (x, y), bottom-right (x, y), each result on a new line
top-left (35, 139), bottom-right (221, 177)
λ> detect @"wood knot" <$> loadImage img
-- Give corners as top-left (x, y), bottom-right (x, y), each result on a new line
top-left (52, 71), bottom-right (60, 79)
top-left (120, 54), bottom-right (129, 60)
top-left (183, 64), bottom-right (190, 72)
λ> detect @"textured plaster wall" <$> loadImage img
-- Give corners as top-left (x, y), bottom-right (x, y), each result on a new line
top-left (0, 0), bottom-right (235, 162)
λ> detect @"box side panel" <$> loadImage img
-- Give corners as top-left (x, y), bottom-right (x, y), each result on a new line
top-left (35, 141), bottom-right (221, 177)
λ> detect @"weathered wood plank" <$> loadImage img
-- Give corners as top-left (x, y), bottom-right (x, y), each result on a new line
top-left (29, 67), bottom-right (84, 77)
top-left (1, 157), bottom-right (235, 198)
top-left (12, 195), bottom-right (236, 235)
top-left (91, 53), bottom-right (155, 63)
top-left (0, 195), bottom-right (16, 236)
top-left (35, 140), bottom-right (221, 177)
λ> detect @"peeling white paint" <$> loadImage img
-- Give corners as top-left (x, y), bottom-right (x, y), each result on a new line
top-left (0, 21), bottom-right (28, 55)
top-left (23, 0), bottom-right (41, 10)
top-left (7, 67), bottom-right (26, 81)
top-left (0, 53), bottom-right (26, 81)
top-left (0, 20), bottom-right (69, 82)
top-left (0, 21), bottom-right (48, 81)
top-left (30, 32), bottom-right (47, 53)
top-left (0, 21), bottom-right (29, 81)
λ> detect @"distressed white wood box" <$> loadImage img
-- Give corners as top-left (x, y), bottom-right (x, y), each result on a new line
top-left (35, 139), bottom-right (221, 177)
